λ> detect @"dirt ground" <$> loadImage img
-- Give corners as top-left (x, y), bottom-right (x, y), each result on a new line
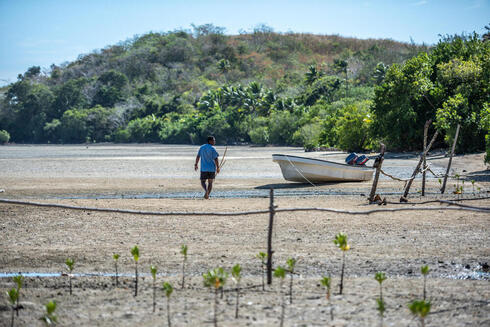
top-left (0, 145), bottom-right (489, 326)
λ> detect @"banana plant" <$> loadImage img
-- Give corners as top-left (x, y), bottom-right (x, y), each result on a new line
top-left (421, 265), bottom-right (429, 300)
top-left (374, 272), bottom-right (387, 301)
top-left (256, 252), bottom-right (267, 291)
top-left (286, 258), bottom-right (297, 304)
top-left (65, 258), bottom-right (74, 295)
top-left (376, 298), bottom-right (386, 327)
top-left (408, 300), bottom-right (431, 327)
top-left (181, 244), bottom-right (188, 289)
top-left (274, 266), bottom-right (286, 327)
top-left (163, 282), bottom-right (173, 327)
top-left (40, 300), bottom-right (57, 326)
top-left (231, 264), bottom-right (242, 319)
top-left (13, 275), bottom-right (24, 317)
top-left (334, 232), bottom-right (350, 294)
top-left (203, 267), bottom-right (228, 327)
top-left (7, 288), bottom-right (18, 327)
top-left (131, 245), bottom-right (140, 297)
top-left (151, 265), bottom-right (157, 313)
top-left (113, 253), bottom-right (120, 287)
top-left (320, 276), bottom-right (333, 321)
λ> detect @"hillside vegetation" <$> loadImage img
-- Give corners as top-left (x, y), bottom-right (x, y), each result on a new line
top-left (0, 24), bottom-right (488, 157)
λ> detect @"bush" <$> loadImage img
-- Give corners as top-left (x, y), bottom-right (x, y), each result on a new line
top-left (485, 134), bottom-right (490, 164)
top-left (0, 130), bottom-right (10, 144)
top-left (249, 126), bottom-right (269, 145)
top-left (334, 101), bottom-right (374, 151)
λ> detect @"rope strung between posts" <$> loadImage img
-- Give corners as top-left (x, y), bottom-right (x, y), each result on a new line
top-left (0, 198), bottom-right (488, 215)
top-left (379, 163), bottom-right (435, 183)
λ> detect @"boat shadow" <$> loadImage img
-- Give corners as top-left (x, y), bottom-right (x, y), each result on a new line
top-left (255, 182), bottom-right (343, 190)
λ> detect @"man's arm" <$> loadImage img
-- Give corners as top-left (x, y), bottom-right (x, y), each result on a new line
top-left (214, 158), bottom-right (220, 174)
top-left (194, 155), bottom-right (200, 171)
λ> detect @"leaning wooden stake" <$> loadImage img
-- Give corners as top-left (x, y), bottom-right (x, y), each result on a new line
top-left (421, 120), bottom-right (431, 196)
top-left (441, 124), bottom-right (461, 194)
top-left (266, 188), bottom-right (275, 285)
top-left (400, 131), bottom-right (439, 202)
top-left (369, 143), bottom-right (386, 203)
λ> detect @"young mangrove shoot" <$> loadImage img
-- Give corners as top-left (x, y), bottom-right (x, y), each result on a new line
top-left (112, 253), bottom-right (120, 287)
top-left (376, 298), bottom-right (386, 327)
top-left (13, 275), bottom-right (24, 317)
top-left (286, 257), bottom-right (297, 304)
top-left (374, 272), bottom-right (387, 301)
top-left (131, 245), bottom-right (140, 297)
top-left (334, 232), bottom-right (350, 295)
top-left (421, 265), bottom-right (429, 300)
top-left (7, 288), bottom-right (18, 327)
top-left (163, 282), bottom-right (173, 327)
top-left (408, 300), bottom-right (431, 327)
top-left (180, 244), bottom-right (188, 289)
top-left (65, 258), bottom-right (74, 295)
top-left (256, 252), bottom-right (267, 291)
top-left (203, 267), bottom-right (228, 327)
top-left (231, 264), bottom-right (242, 319)
top-left (274, 266), bottom-right (287, 327)
top-left (151, 265), bottom-right (157, 313)
top-left (40, 300), bottom-right (57, 326)
top-left (320, 276), bottom-right (334, 321)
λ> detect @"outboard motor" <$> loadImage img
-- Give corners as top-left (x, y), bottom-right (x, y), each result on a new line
top-left (355, 155), bottom-right (369, 165)
top-left (345, 153), bottom-right (358, 165)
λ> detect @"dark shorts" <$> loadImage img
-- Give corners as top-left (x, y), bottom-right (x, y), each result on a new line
top-left (200, 171), bottom-right (216, 180)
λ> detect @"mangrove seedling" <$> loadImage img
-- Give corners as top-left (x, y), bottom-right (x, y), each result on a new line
top-left (274, 266), bottom-right (286, 327)
top-left (65, 258), bottom-right (74, 295)
top-left (203, 267), bottom-right (228, 327)
top-left (408, 300), bottom-right (431, 327)
top-left (113, 253), bottom-right (120, 287)
top-left (320, 276), bottom-right (334, 320)
top-left (374, 272), bottom-right (387, 300)
top-left (181, 244), bottom-right (188, 289)
top-left (471, 180), bottom-right (475, 193)
top-left (163, 282), bottom-right (173, 327)
top-left (231, 264), bottom-right (242, 319)
top-left (320, 276), bottom-right (331, 300)
top-left (131, 245), bottom-right (140, 297)
top-left (13, 275), bottom-right (24, 316)
top-left (256, 251), bottom-right (267, 291)
top-left (376, 298), bottom-right (386, 327)
top-left (421, 265), bottom-right (429, 300)
top-left (334, 232), bottom-right (350, 294)
top-left (151, 265), bottom-right (157, 313)
top-left (7, 288), bottom-right (18, 327)
top-left (286, 257), bottom-right (297, 304)
top-left (40, 300), bottom-right (57, 326)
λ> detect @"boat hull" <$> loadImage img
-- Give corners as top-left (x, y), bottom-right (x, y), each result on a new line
top-left (272, 154), bottom-right (373, 182)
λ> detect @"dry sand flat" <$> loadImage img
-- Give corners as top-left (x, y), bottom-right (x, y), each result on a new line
top-left (0, 145), bottom-right (489, 326)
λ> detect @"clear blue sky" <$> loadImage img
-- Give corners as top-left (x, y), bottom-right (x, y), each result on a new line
top-left (0, 0), bottom-right (488, 86)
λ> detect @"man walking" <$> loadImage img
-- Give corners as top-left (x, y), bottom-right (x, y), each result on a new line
top-left (194, 136), bottom-right (220, 199)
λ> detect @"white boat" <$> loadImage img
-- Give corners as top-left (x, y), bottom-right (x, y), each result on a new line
top-left (272, 154), bottom-right (373, 182)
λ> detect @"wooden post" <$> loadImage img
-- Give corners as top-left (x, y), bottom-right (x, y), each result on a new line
top-left (441, 124), bottom-right (461, 194)
top-left (368, 143), bottom-right (386, 203)
top-left (400, 131), bottom-right (439, 202)
top-left (266, 188), bottom-right (275, 285)
top-left (421, 120), bottom-right (431, 196)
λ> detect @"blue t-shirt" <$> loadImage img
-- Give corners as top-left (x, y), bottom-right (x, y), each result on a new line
top-left (198, 144), bottom-right (219, 172)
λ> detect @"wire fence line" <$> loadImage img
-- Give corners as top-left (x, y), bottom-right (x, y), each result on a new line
top-left (0, 197), bottom-right (489, 216)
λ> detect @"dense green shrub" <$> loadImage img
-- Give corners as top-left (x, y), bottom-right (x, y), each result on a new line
top-left (0, 129), bottom-right (10, 144)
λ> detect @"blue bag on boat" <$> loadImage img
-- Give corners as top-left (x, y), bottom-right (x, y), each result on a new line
top-left (345, 153), bottom-right (358, 165)
top-left (355, 155), bottom-right (369, 165)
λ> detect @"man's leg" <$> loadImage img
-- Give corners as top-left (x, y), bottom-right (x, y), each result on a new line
top-left (205, 179), bottom-right (214, 198)
top-left (201, 179), bottom-right (207, 198)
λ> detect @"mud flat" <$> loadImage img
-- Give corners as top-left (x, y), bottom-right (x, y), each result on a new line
top-left (0, 145), bottom-right (489, 326)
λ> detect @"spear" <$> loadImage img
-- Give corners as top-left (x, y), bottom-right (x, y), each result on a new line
top-left (219, 146), bottom-right (228, 171)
